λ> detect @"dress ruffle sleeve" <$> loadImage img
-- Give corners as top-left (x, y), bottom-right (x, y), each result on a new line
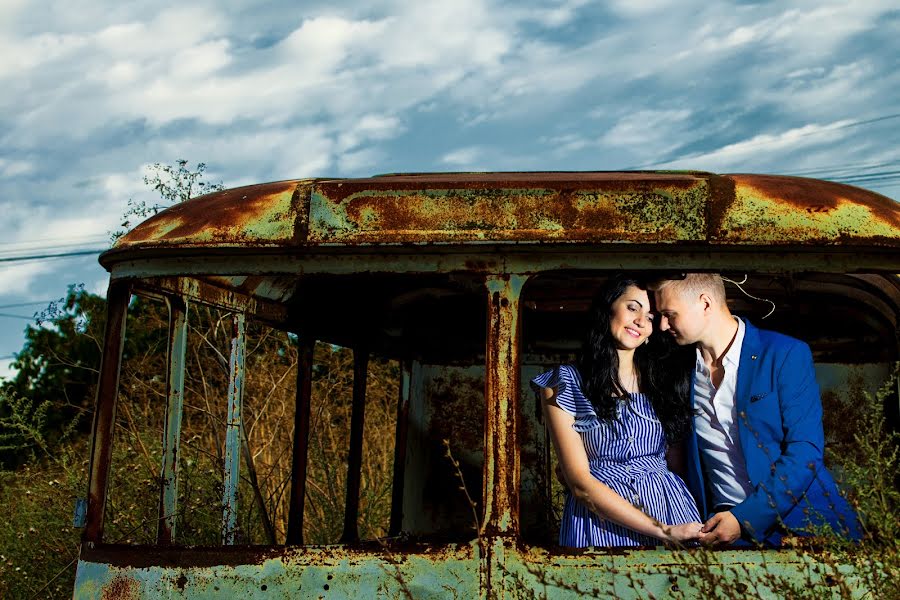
top-left (531, 365), bottom-right (589, 419)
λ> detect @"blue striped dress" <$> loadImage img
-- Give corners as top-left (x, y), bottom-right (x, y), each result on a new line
top-left (533, 365), bottom-right (700, 547)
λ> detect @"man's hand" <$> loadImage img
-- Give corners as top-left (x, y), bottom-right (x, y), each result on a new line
top-left (699, 511), bottom-right (742, 545)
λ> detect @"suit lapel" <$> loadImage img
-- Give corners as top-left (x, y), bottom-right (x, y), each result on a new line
top-left (736, 319), bottom-right (762, 467)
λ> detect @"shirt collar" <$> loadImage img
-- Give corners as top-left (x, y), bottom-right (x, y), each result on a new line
top-left (695, 317), bottom-right (745, 369)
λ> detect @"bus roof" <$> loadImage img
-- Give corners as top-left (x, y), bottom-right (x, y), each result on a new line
top-left (103, 171), bottom-right (900, 268)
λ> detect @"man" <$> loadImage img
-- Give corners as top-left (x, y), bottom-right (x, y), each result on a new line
top-left (652, 273), bottom-right (859, 546)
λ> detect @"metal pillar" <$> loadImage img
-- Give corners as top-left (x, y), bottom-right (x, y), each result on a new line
top-left (287, 337), bottom-right (315, 545)
top-left (157, 296), bottom-right (188, 544)
top-left (389, 359), bottom-right (412, 536)
top-left (482, 274), bottom-right (528, 537)
top-left (222, 313), bottom-right (246, 545)
top-left (83, 280), bottom-right (130, 544)
top-left (341, 347), bottom-right (368, 543)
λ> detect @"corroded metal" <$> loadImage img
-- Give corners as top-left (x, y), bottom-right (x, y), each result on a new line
top-left (482, 274), bottom-right (529, 537)
top-left (75, 543), bottom-right (479, 599)
top-left (157, 296), bottom-right (188, 545)
top-left (309, 173), bottom-right (708, 245)
top-left (389, 359), bottom-right (412, 537)
top-left (73, 542), bottom-right (856, 598)
top-left (715, 174), bottom-right (900, 244)
top-left (108, 247), bottom-right (900, 283)
top-left (101, 173), bottom-right (900, 270)
top-left (341, 348), bottom-right (369, 543)
top-left (222, 313), bottom-right (246, 545)
top-left (287, 336), bottom-right (315, 545)
top-left (134, 276), bottom-right (287, 325)
top-left (113, 179), bottom-right (314, 249)
top-left (401, 360), bottom-right (428, 534)
top-left (83, 280), bottom-right (130, 544)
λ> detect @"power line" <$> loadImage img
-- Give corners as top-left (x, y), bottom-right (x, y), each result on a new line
top-left (784, 160), bottom-right (900, 177)
top-left (0, 249), bottom-right (105, 264)
top-left (831, 171), bottom-right (900, 184)
top-left (0, 312), bottom-right (34, 320)
top-left (0, 234), bottom-right (108, 248)
top-left (0, 300), bottom-right (55, 309)
top-left (0, 241), bottom-right (111, 257)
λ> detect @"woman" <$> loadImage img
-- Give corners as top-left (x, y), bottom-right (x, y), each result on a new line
top-left (533, 276), bottom-right (701, 547)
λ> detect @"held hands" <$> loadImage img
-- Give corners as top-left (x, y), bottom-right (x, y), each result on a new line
top-left (662, 512), bottom-right (742, 546)
top-left (663, 521), bottom-right (704, 544)
top-left (699, 511), bottom-right (742, 545)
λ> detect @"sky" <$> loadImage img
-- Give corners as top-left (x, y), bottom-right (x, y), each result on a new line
top-left (1, 0), bottom-right (898, 379)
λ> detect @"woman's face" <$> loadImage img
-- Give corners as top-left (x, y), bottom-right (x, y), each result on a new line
top-left (608, 285), bottom-right (654, 350)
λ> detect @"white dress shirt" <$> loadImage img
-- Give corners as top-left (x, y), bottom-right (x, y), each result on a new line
top-left (693, 317), bottom-right (755, 508)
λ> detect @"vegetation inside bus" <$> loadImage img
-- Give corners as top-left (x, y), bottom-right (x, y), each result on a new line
top-left (98, 271), bottom-right (491, 547)
top-left (98, 296), bottom-right (401, 546)
top-left (518, 271), bottom-right (899, 545)
top-left (290, 271), bottom-right (489, 542)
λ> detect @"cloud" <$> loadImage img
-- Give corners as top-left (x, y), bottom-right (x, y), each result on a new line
top-left (656, 119), bottom-right (860, 172)
top-left (89, 277), bottom-right (110, 298)
top-left (0, 261), bottom-right (56, 298)
top-left (606, 0), bottom-right (676, 18)
top-left (601, 109), bottom-right (692, 153)
top-left (441, 146), bottom-right (486, 169)
top-left (0, 158), bottom-right (34, 177)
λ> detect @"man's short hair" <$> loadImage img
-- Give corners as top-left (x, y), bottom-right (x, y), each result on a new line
top-left (651, 273), bottom-right (727, 304)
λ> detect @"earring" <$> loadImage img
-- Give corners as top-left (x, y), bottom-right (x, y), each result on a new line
top-left (643, 338), bottom-right (649, 345)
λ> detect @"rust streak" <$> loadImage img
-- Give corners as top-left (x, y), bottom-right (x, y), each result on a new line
top-left (84, 281), bottom-right (130, 543)
top-left (101, 574), bottom-right (140, 600)
top-left (727, 174), bottom-right (899, 225)
top-left (118, 180), bottom-right (302, 245)
top-left (482, 274), bottom-right (528, 537)
top-left (317, 172), bottom-right (703, 204)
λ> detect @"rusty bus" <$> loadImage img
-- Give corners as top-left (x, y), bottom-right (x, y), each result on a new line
top-left (74, 172), bottom-right (899, 598)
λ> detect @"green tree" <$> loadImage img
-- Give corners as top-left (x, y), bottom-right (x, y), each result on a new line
top-left (0, 285), bottom-right (105, 468)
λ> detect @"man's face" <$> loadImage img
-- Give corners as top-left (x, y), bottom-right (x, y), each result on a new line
top-left (653, 285), bottom-right (706, 345)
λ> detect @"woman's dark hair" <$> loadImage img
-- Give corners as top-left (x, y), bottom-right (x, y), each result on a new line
top-left (577, 275), bottom-right (693, 444)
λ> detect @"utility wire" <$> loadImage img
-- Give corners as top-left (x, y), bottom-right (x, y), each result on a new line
top-left (0, 312), bottom-right (34, 320)
top-left (0, 249), bottom-right (105, 264)
top-left (0, 235), bottom-right (108, 248)
top-left (0, 300), bottom-right (56, 309)
top-left (0, 241), bottom-right (111, 256)
top-left (831, 171), bottom-right (900, 184)
top-left (784, 160), bottom-right (900, 177)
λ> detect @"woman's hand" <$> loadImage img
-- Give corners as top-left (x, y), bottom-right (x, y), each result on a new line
top-left (662, 521), bottom-right (704, 544)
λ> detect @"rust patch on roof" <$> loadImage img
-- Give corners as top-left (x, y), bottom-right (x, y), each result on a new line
top-left (715, 174), bottom-right (900, 244)
top-left (114, 180), bottom-right (310, 249)
top-left (103, 172), bottom-right (900, 265)
top-left (729, 174), bottom-right (899, 222)
top-left (317, 171), bottom-right (704, 203)
top-left (309, 173), bottom-right (709, 244)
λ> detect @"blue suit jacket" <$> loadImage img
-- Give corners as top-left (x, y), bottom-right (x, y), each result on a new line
top-left (685, 320), bottom-right (860, 544)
